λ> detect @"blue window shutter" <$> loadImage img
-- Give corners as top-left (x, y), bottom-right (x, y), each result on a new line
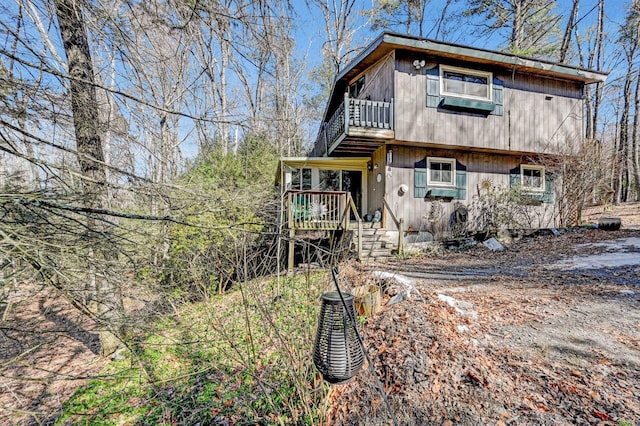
top-left (415, 168), bottom-right (427, 198)
top-left (455, 171), bottom-right (467, 200)
top-left (510, 165), bottom-right (521, 187)
top-left (426, 67), bottom-right (440, 108)
top-left (542, 175), bottom-right (555, 203)
top-left (492, 77), bottom-right (504, 116)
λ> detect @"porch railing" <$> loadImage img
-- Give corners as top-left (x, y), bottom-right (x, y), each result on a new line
top-left (313, 94), bottom-right (394, 156)
top-left (285, 190), bottom-right (362, 259)
top-left (348, 97), bottom-right (393, 129)
top-left (382, 195), bottom-right (404, 257)
top-left (286, 190), bottom-right (348, 230)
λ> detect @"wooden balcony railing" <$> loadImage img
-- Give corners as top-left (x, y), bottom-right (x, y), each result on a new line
top-left (313, 94), bottom-right (394, 156)
top-left (284, 190), bottom-right (363, 267)
top-left (348, 97), bottom-right (393, 129)
top-left (286, 190), bottom-right (350, 230)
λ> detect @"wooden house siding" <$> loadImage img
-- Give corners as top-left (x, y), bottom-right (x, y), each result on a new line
top-left (355, 53), bottom-right (395, 103)
top-left (393, 53), bottom-right (584, 155)
top-left (382, 145), bottom-right (557, 235)
top-left (367, 147), bottom-right (386, 218)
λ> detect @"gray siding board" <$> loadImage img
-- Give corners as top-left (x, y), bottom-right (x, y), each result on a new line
top-left (394, 57), bottom-right (585, 155)
top-left (358, 54), bottom-right (395, 102)
top-left (383, 146), bottom-right (558, 235)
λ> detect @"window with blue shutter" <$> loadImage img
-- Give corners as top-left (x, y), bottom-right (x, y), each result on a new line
top-left (414, 158), bottom-right (427, 197)
top-left (427, 65), bottom-right (503, 115)
top-left (510, 165), bottom-right (554, 204)
top-left (426, 67), bottom-right (440, 108)
top-left (415, 157), bottom-right (467, 200)
top-left (492, 77), bottom-right (504, 116)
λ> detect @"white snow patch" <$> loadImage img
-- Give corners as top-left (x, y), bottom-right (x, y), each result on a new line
top-left (373, 271), bottom-right (420, 297)
top-left (549, 237), bottom-right (640, 270)
top-left (457, 325), bottom-right (469, 333)
top-left (437, 293), bottom-right (478, 320)
top-left (374, 271), bottom-right (422, 306)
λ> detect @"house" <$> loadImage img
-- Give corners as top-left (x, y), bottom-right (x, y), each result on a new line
top-left (277, 32), bottom-right (607, 267)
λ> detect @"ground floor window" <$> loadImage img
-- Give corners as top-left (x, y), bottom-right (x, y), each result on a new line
top-left (521, 165), bottom-right (545, 192)
top-left (291, 168), bottom-right (312, 190)
top-left (510, 164), bottom-right (554, 204)
top-left (319, 169), bottom-right (340, 191)
top-left (415, 156), bottom-right (466, 200)
top-left (428, 157), bottom-right (456, 186)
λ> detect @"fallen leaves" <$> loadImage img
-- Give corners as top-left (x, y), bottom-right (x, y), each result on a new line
top-left (327, 228), bottom-right (640, 425)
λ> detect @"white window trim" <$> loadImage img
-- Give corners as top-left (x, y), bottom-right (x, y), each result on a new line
top-left (520, 164), bottom-right (545, 192)
top-left (427, 157), bottom-right (456, 187)
top-left (440, 65), bottom-right (493, 102)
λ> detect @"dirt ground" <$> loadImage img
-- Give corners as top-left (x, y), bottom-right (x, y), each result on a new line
top-left (330, 207), bottom-right (640, 425)
top-left (0, 285), bottom-right (106, 425)
top-left (2, 203), bottom-right (640, 425)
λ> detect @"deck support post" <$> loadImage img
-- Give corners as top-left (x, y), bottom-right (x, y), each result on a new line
top-left (398, 218), bottom-right (404, 257)
top-left (288, 229), bottom-right (295, 271)
top-left (357, 220), bottom-right (363, 260)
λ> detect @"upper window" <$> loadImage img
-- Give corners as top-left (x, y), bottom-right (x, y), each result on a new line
top-left (427, 157), bottom-right (456, 187)
top-left (440, 65), bottom-right (492, 101)
top-left (521, 165), bottom-right (545, 192)
top-left (349, 76), bottom-right (365, 98)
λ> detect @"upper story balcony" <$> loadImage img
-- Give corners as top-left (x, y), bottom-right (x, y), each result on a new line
top-left (312, 94), bottom-right (394, 157)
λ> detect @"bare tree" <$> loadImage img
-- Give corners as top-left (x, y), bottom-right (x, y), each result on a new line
top-left (576, 0), bottom-right (605, 141)
top-left (365, 0), bottom-right (430, 37)
top-left (307, 0), bottom-right (365, 74)
top-left (464, 0), bottom-right (561, 57)
top-left (53, 0), bottom-right (124, 355)
top-left (558, 0), bottom-right (579, 63)
top-left (615, 0), bottom-right (639, 203)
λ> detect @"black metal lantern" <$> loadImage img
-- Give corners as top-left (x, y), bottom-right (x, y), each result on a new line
top-left (313, 291), bottom-right (364, 384)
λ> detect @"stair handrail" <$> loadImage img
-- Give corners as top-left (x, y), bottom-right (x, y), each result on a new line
top-left (347, 194), bottom-right (363, 260)
top-left (382, 195), bottom-right (404, 257)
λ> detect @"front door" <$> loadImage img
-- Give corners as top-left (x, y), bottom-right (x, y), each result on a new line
top-left (341, 170), bottom-right (362, 219)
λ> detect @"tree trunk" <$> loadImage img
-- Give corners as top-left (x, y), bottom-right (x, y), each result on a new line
top-left (633, 72), bottom-right (640, 201)
top-left (591, 0), bottom-right (605, 140)
top-left (510, 0), bottom-right (525, 52)
top-left (53, 0), bottom-right (124, 356)
top-left (559, 0), bottom-right (579, 63)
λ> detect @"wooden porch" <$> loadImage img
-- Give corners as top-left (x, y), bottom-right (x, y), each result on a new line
top-left (284, 190), bottom-right (363, 269)
top-left (283, 190), bottom-right (406, 269)
top-left (312, 94), bottom-right (394, 157)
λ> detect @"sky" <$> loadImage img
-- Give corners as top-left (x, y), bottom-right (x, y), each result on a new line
top-left (0, 0), bottom-right (635, 166)
top-left (285, 0), bottom-right (634, 147)
top-left (289, 0), bottom-right (631, 71)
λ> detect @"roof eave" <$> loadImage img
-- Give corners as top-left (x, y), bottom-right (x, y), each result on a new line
top-left (380, 33), bottom-right (608, 84)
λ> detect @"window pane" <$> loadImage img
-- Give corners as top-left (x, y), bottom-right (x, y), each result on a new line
top-left (466, 81), bottom-right (489, 97)
top-left (302, 168), bottom-right (312, 190)
top-left (429, 161), bottom-right (453, 184)
top-left (523, 168), bottom-right (543, 189)
top-left (319, 170), bottom-right (340, 191)
top-left (443, 72), bottom-right (465, 95)
top-left (291, 169), bottom-right (300, 189)
top-left (444, 71), bottom-right (464, 81)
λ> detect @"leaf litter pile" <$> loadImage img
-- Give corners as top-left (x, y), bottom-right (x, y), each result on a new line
top-left (329, 228), bottom-right (640, 425)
